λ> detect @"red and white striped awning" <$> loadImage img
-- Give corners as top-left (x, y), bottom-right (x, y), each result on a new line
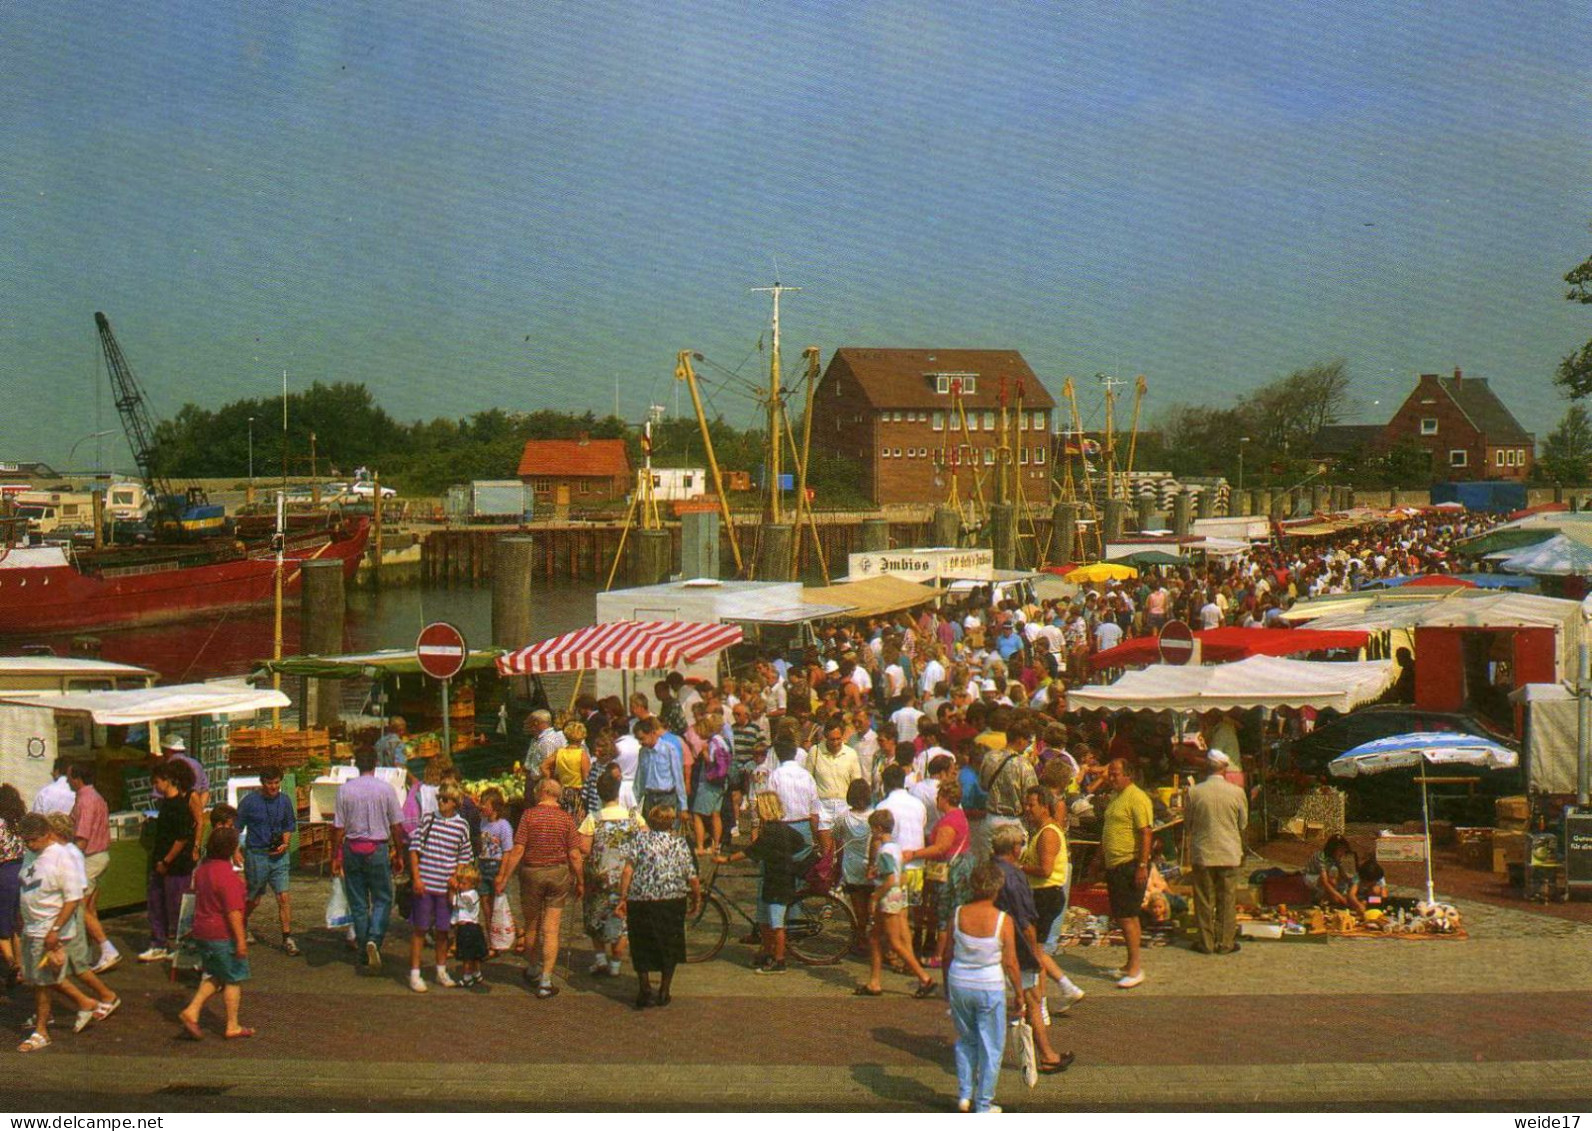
top-left (496, 620), bottom-right (744, 675)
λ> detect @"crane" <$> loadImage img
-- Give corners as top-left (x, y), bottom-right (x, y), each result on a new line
top-left (94, 312), bottom-right (219, 535)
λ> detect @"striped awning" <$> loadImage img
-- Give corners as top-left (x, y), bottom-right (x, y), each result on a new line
top-left (496, 620), bottom-right (744, 675)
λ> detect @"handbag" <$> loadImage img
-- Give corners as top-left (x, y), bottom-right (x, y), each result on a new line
top-left (1003, 1016), bottom-right (1039, 1088)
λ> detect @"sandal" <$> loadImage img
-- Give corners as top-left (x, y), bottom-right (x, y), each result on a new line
top-left (177, 1015), bottom-right (204, 1041)
top-left (912, 979), bottom-right (940, 999)
top-left (18, 1031), bottom-right (51, 1053)
top-left (224, 1027), bottom-right (257, 1040)
top-left (1038, 1052), bottom-right (1076, 1074)
top-left (852, 985), bottom-right (884, 996)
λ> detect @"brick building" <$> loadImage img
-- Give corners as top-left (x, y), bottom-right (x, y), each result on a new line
top-left (515, 436), bottom-right (632, 504)
top-left (1382, 369), bottom-right (1535, 482)
top-left (810, 348), bottom-right (1055, 506)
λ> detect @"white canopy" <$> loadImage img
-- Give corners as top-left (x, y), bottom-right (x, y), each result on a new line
top-left (1509, 682), bottom-right (1579, 794)
top-left (1066, 655), bottom-right (1395, 714)
top-left (0, 679), bottom-right (290, 725)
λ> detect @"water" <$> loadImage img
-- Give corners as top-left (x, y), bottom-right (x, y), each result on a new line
top-left (2, 582), bottom-right (603, 682)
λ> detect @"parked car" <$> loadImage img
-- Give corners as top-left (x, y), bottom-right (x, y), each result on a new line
top-left (348, 480), bottom-right (396, 499)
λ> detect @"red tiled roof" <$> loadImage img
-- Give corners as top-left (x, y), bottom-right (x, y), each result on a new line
top-left (824, 348), bottom-right (1056, 410)
top-left (516, 438), bottom-right (631, 479)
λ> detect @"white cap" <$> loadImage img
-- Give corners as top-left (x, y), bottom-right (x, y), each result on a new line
top-left (1206, 749), bottom-right (1231, 770)
top-left (824, 660), bottom-right (840, 673)
top-left (980, 678), bottom-right (998, 692)
top-left (161, 735), bottom-right (187, 754)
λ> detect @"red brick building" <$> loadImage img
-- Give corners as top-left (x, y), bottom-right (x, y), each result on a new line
top-left (515, 437), bottom-right (632, 503)
top-left (1382, 369), bottom-right (1535, 481)
top-left (810, 348), bottom-right (1055, 506)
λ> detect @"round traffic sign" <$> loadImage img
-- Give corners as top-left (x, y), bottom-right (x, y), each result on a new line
top-left (416, 621), bottom-right (468, 681)
top-left (1158, 620), bottom-right (1194, 666)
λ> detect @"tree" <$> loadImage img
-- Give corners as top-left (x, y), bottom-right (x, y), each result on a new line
top-left (1556, 244), bottom-right (1592, 398)
top-left (1540, 404), bottom-right (1592, 483)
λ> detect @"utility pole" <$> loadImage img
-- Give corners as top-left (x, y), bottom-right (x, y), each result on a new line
top-left (751, 279), bottom-right (799, 523)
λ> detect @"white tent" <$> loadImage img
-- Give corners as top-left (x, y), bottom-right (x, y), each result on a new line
top-left (1509, 682), bottom-right (1579, 794)
top-left (1066, 655), bottom-right (1395, 713)
top-left (0, 679), bottom-right (291, 725)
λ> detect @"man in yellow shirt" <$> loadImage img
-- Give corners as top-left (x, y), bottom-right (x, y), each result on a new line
top-left (810, 720), bottom-right (862, 855)
top-left (1100, 758), bottom-right (1153, 989)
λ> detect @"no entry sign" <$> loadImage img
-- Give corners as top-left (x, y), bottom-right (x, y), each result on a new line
top-left (416, 621), bottom-right (468, 681)
top-left (1158, 620), bottom-right (1194, 666)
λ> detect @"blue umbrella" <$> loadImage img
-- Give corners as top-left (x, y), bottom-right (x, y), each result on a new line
top-left (1329, 732), bottom-right (1518, 902)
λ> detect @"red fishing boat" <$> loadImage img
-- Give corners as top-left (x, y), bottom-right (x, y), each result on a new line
top-left (0, 516), bottom-right (369, 634)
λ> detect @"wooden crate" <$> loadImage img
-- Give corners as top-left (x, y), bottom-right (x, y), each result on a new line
top-left (228, 727), bottom-right (333, 772)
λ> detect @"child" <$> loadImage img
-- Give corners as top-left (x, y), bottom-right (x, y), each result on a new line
top-left (477, 788), bottom-right (514, 956)
top-left (178, 826), bottom-right (253, 1040)
top-left (833, 779), bottom-right (875, 955)
top-left (856, 809), bottom-right (936, 998)
top-left (449, 863), bottom-right (487, 987)
top-left (209, 803), bottom-right (245, 870)
top-left (714, 814), bottom-right (807, 975)
top-left (407, 784), bottom-right (474, 992)
top-left (1356, 859), bottom-right (1387, 909)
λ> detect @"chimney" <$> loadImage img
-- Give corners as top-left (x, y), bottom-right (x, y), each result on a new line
top-left (1453, 367), bottom-right (1462, 383)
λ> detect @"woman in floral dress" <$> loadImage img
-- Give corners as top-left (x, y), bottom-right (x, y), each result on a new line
top-left (616, 802), bottom-right (701, 1010)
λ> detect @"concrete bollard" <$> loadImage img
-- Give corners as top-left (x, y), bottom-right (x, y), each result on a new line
top-left (989, 504), bottom-right (1016, 570)
top-left (634, 529), bottom-right (673, 586)
top-left (861, 518), bottom-right (890, 553)
top-left (758, 523), bottom-right (794, 581)
top-left (300, 559), bottom-right (345, 729)
top-left (933, 506), bottom-right (962, 548)
top-left (492, 536), bottom-right (537, 652)
top-left (1052, 502), bottom-right (1079, 564)
top-left (1172, 492), bottom-right (1192, 537)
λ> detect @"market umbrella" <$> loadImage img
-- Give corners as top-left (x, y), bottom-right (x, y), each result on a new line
top-left (1108, 549), bottom-right (1183, 568)
top-left (1065, 562), bottom-right (1138, 583)
top-left (1328, 732), bottom-right (1518, 902)
top-left (1404, 574), bottom-right (1477, 588)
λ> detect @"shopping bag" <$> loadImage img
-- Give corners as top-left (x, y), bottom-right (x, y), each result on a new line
top-left (325, 878), bottom-right (352, 929)
top-left (1002, 1017), bottom-right (1038, 1088)
top-left (488, 897), bottom-right (516, 951)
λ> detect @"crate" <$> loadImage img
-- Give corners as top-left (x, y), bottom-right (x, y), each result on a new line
top-left (1375, 834), bottom-right (1427, 863)
top-left (228, 727), bottom-right (333, 772)
top-left (1495, 795), bottom-right (1529, 823)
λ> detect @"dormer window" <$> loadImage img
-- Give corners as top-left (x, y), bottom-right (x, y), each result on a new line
top-left (929, 372), bottom-right (978, 396)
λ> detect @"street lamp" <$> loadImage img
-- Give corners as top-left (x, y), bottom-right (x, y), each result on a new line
top-left (1237, 436), bottom-right (1251, 498)
top-left (247, 416), bottom-right (255, 486)
top-left (67, 430), bottom-right (113, 475)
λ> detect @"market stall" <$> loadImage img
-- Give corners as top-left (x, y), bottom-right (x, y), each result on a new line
top-left (0, 680), bottom-right (291, 911)
top-left (1066, 655), bottom-right (1395, 714)
top-left (1090, 626), bottom-right (1372, 670)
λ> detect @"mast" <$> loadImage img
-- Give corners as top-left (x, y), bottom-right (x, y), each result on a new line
top-left (751, 279), bottom-right (799, 524)
top-left (675, 350), bottom-right (745, 576)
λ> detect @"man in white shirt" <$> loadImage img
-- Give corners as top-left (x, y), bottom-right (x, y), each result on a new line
top-left (889, 693), bottom-right (925, 746)
top-left (613, 726), bottom-right (642, 810)
top-left (918, 652), bottom-right (946, 698)
top-left (1199, 597), bottom-right (1223, 630)
top-left (30, 759), bottom-right (75, 815)
top-left (1094, 617), bottom-right (1123, 654)
top-left (766, 744), bottom-right (821, 857)
top-left (877, 764), bottom-right (928, 869)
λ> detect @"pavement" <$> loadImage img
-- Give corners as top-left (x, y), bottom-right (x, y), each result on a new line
top-left (4, 861), bottom-right (1592, 1113)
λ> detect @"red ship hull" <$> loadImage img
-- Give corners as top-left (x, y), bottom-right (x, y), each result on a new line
top-left (0, 519), bottom-right (370, 635)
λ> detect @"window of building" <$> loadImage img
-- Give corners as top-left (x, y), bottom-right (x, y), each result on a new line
top-left (1018, 414), bottom-right (1028, 431)
top-left (1421, 418), bottom-right (1439, 435)
top-left (1449, 449), bottom-right (1467, 467)
top-left (1519, 448), bottom-right (1527, 465)
top-left (1033, 412), bottom-right (1046, 432)
top-left (983, 448), bottom-right (995, 466)
top-left (967, 415), bottom-right (979, 432)
top-left (1019, 447), bottom-right (1029, 465)
top-left (893, 448), bottom-right (902, 458)
top-left (1033, 445), bottom-right (1046, 465)
top-left (580, 480), bottom-right (592, 494)
top-left (982, 412), bottom-right (996, 431)
top-left (533, 478), bottom-right (553, 492)
top-left (932, 412), bottom-right (945, 431)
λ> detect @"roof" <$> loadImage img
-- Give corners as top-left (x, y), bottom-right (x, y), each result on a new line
top-left (800, 575), bottom-right (940, 619)
top-left (516, 438), bottom-right (631, 479)
top-left (1091, 626), bottom-right (1371, 668)
top-left (1, 680), bottom-right (290, 725)
top-left (1436, 374), bottom-right (1534, 444)
top-left (1066, 655), bottom-right (1395, 714)
top-left (0, 657), bottom-right (155, 678)
top-left (1311, 424), bottom-right (1385, 455)
top-left (497, 621), bottom-right (743, 675)
top-left (823, 348), bottom-right (1056, 411)
top-left (261, 648), bottom-right (506, 679)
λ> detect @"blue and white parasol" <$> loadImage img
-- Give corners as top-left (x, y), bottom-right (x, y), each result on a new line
top-left (1329, 732), bottom-right (1518, 902)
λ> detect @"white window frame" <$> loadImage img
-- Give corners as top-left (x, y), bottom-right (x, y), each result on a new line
top-left (1033, 411), bottom-right (1046, 432)
top-left (982, 412), bottom-right (996, 431)
top-left (1421, 418), bottom-right (1439, 436)
top-left (1019, 447), bottom-right (1030, 465)
top-left (932, 412), bottom-right (945, 431)
top-left (1034, 445), bottom-right (1046, 466)
top-left (967, 415), bottom-right (979, 432)
top-left (983, 448), bottom-right (995, 466)
top-left (1449, 449), bottom-right (1468, 468)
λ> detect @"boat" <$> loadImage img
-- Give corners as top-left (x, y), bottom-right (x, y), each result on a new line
top-left (0, 515), bottom-right (369, 634)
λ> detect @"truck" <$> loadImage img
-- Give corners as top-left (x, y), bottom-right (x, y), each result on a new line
top-left (444, 480), bottom-right (534, 523)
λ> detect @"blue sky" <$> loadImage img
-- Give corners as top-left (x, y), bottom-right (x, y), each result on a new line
top-left (3, 2), bottom-right (1589, 472)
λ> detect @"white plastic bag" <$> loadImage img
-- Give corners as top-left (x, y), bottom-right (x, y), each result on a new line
top-left (488, 897), bottom-right (516, 951)
top-left (325, 877), bottom-right (352, 929)
top-left (1002, 1016), bottom-right (1038, 1088)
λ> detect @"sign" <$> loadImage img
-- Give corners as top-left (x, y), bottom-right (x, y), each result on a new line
top-left (416, 621), bottom-right (468, 681)
top-left (1374, 833), bottom-right (1427, 863)
top-left (849, 547), bottom-right (994, 584)
top-left (1567, 809), bottom-right (1592, 896)
top-left (1158, 620), bottom-right (1194, 665)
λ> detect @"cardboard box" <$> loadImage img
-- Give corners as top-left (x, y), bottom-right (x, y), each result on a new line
top-left (1457, 828), bottom-right (1493, 869)
top-left (1376, 834), bottom-right (1428, 863)
top-left (1496, 795), bottom-right (1530, 823)
top-left (1493, 830), bottom-right (1530, 873)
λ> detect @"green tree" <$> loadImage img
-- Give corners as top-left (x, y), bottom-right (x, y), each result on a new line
top-left (1539, 404), bottom-right (1592, 483)
top-left (1556, 243), bottom-right (1592, 398)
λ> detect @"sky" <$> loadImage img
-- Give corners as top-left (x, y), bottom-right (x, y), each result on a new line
top-left (2, 2), bottom-right (1590, 474)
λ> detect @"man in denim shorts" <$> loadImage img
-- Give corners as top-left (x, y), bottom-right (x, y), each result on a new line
top-left (239, 767), bottom-right (300, 956)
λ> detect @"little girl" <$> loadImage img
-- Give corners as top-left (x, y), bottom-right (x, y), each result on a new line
top-left (477, 789), bottom-right (514, 956)
top-left (856, 809), bottom-right (936, 998)
top-left (450, 863), bottom-right (487, 987)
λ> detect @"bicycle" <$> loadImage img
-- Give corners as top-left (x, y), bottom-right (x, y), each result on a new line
top-left (684, 856), bottom-right (855, 966)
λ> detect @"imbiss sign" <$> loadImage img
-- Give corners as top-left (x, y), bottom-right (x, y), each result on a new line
top-left (849, 548), bottom-right (994, 584)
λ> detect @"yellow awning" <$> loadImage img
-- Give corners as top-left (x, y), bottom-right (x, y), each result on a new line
top-left (801, 575), bottom-right (941, 619)
top-left (1067, 562), bottom-right (1138, 583)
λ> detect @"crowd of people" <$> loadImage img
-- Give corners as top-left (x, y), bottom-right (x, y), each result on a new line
top-left (0, 508), bottom-right (1507, 1106)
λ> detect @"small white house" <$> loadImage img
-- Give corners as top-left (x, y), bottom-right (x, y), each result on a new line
top-left (637, 467), bottom-right (708, 502)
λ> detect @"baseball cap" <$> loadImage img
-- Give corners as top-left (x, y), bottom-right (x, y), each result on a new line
top-left (161, 735), bottom-right (187, 753)
top-left (1206, 750), bottom-right (1231, 770)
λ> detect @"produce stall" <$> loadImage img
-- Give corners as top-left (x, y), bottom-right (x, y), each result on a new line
top-left (0, 680), bottom-right (291, 912)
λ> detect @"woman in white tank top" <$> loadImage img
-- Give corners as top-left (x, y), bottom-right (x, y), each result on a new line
top-left (943, 861), bottom-right (1023, 1113)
